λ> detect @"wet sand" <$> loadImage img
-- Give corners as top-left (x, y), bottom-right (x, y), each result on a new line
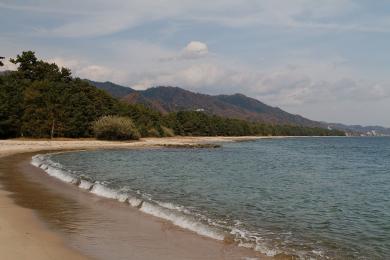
top-left (0, 155), bottom-right (86, 259)
top-left (0, 138), bottom-right (274, 260)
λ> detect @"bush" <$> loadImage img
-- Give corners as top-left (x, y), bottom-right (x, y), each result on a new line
top-left (161, 126), bottom-right (175, 137)
top-left (146, 127), bottom-right (161, 137)
top-left (93, 115), bottom-right (140, 140)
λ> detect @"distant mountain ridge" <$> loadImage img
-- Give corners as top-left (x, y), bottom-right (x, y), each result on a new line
top-left (89, 80), bottom-right (390, 135)
top-left (87, 80), bottom-right (134, 98)
top-left (85, 81), bottom-right (311, 127)
top-left (122, 86), bottom-right (321, 127)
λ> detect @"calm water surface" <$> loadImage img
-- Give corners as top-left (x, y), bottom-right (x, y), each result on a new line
top-left (44, 137), bottom-right (390, 259)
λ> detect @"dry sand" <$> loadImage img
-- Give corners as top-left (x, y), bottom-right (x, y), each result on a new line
top-left (0, 137), bottom-right (272, 260)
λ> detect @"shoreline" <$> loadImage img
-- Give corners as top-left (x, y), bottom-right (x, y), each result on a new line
top-left (0, 137), bottom-right (273, 260)
top-left (0, 154), bottom-right (86, 259)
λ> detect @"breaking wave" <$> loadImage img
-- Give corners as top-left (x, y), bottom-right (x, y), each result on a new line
top-left (31, 153), bottom-right (308, 258)
top-left (31, 154), bottom-right (225, 241)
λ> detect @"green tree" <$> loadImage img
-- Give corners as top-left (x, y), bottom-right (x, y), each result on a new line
top-left (0, 73), bottom-right (25, 138)
top-left (10, 51), bottom-right (71, 82)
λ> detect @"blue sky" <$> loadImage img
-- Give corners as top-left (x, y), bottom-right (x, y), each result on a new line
top-left (1, 0), bottom-right (390, 126)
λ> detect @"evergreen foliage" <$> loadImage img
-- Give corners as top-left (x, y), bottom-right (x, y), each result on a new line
top-left (164, 111), bottom-right (344, 137)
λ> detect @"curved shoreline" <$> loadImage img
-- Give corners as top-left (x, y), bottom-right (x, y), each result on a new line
top-left (0, 137), bottom-right (272, 260)
top-left (31, 152), bottom-right (226, 241)
top-left (0, 153), bottom-right (86, 259)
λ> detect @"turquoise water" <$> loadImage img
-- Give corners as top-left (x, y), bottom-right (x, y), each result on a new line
top-left (36, 137), bottom-right (390, 259)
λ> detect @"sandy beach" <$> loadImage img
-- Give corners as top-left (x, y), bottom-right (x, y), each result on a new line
top-left (0, 137), bottom-right (272, 260)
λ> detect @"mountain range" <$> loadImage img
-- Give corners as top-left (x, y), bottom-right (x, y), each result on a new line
top-left (88, 80), bottom-right (390, 136)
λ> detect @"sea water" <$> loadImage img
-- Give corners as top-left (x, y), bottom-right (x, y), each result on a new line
top-left (31, 137), bottom-right (390, 259)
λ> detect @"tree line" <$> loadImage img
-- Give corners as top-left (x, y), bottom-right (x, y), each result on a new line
top-left (0, 51), bottom-right (345, 139)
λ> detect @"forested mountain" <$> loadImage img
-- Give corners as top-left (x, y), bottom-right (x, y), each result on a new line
top-left (91, 81), bottom-right (390, 135)
top-left (0, 51), bottom-right (344, 139)
top-left (87, 80), bottom-right (135, 98)
top-left (89, 83), bottom-right (321, 127)
top-left (215, 93), bottom-right (319, 126)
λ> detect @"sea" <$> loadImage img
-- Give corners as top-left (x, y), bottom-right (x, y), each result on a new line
top-left (31, 137), bottom-right (390, 259)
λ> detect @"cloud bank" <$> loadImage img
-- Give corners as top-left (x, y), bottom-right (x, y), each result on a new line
top-left (2, 0), bottom-right (390, 37)
top-left (1, 0), bottom-right (390, 125)
top-left (48, 40), bottom-right (388, 108)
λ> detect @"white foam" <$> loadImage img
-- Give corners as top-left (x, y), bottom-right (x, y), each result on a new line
top-left (91, 183), bottom-right (122, 200)
top-left (31, 156), bottom-right (41, 167)
top-left (40, 164), bottom-right (49, 170)
top-left (312, 249), bottom-right (324, 257)
top-left (231, 227), bottom-right (249, 240)
top-left (44, 164), bottom-right (76, 183)
top-left (117, 194), bottom-right (128, 203)
top-left (140, 202), bottom-right (224, 241)
top-left (32, 154), bottom-right (130, 204)
top-left (79, 180), bottom-right (94, 190)
top-left (230, 226), bottom-right (286, 258)
top-left (238, 242), bottom-right (255, 249)
top-left (254, 244), bottom-right (279, 257)
top-left (155, 201), bottom-right (191, 214)
top-left (32, 155), bottom-right (76, 183)
top-left (156, 201), bottom-right (181, 210)
top-left (128, 197), bottom-right (143, 207)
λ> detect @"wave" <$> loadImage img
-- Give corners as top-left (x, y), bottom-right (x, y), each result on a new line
top-left (140, 201), bottom-right (224, 240)
top-left (31, 153), bottom-right (304, 258)
top-left (31, 154), bottom-right (225, 240)
top-left (78, 179), bottom-right (94, 190)
top-left (31, 154), bottom-right (78, 184)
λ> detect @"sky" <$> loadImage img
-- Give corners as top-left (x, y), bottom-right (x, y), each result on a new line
top-left (1, 0), bottom-right (390, 126)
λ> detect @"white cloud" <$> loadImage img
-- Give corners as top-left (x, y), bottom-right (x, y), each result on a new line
top-left (48, 57), bottom-right (81, 70)
top-left (47, 56), bottom-right (126, 83)
top-left (159, 41), bottom-right (210, 62)
top-left (113, 42), bottom-right (390, 107)
top-left (77, 65), bottom-right (113, 81)
top-left (182, 41), bottom-right (209, 59)
top-left (0, 59), bottom-right (17, 71)
top-left (6, 39), bottom-right (389, 110)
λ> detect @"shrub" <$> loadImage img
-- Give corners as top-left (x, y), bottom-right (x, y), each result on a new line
top-left (93, 115), bottom-right (140, 140)
top-left (161, 126), bottom-right (175, 137)
top-left (146, 127), bottom-right (161, 137)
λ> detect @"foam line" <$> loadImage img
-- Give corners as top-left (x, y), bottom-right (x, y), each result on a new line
top-left (31, 153), bottom-right (285, 258)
